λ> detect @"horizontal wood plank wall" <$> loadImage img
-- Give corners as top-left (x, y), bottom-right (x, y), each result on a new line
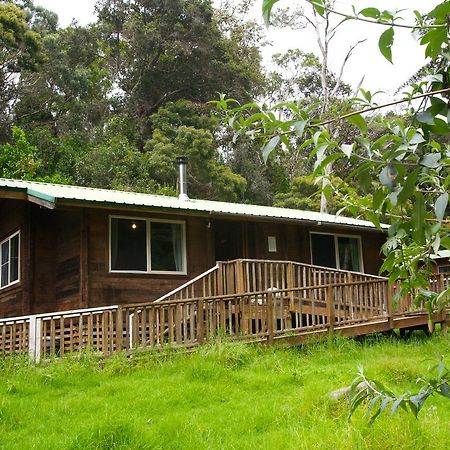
top-left (0, 200), bottom-right (27, 317)
top-left (31, 209), bottom-right (83, 314)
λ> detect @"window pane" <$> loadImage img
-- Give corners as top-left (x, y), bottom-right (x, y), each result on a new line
top-left (1, 241), bottom-right (9, 287)
top-left (10, 234), bottom-right (19, 282)
top-left (338, 237), bottom-right (360, 272)
top-left (151, 222), bottom-right (183, 272)
top-left (311, 234), bottom-right (336, 268)
top-left (1, 263), bottom-right (8, 287)
top-left (1, 241), bottom-right (8, 265)
top-left (111, 218), bottom-right (147, 271)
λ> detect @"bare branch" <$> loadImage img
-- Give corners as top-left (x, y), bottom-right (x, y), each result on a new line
top-left (331, 39), bottom-right (367, 97)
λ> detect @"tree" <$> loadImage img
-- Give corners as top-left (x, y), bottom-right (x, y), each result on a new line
top-left (95, 0), bottom-right (264, 138)
top-left (0, 126), bottom-right (40, 179)
top-left (0, 2), bottom-right (44, 140)
top-left (264, 49), bottom-right (351, 105)
top-left (215, 0), bottom-right (450, 324)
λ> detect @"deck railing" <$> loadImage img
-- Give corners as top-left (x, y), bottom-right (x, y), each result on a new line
top-left (154, 265), bottom-right (220, 303)
top-left (155, 259), bottom-right (385, 303)
top-left (1, 261), bottom-right (448, 361)
top-left (394, 273), bottom-right (450, 315)
top-left (0, 278), bottom-right (393, 361)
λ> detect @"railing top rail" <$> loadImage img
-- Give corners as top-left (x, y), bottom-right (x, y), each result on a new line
top-left (125, 278), bottom-right (388, 308)
top-left (0, 316), bottom-right (30, 325)
top-left (36, 304), bottom-right (119, 319)
top-left (0, 304), bottom-right (119, 324)
top-left (153, 264), bottom-right (219, 303)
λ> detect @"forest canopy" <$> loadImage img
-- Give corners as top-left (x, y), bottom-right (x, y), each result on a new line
top-left (0, 0), bottom-right (362, 207)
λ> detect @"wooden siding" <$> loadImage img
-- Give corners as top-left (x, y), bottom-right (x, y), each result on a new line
top-left (0, 200), bottom-right (27, 317)
top-left (32, 208), bottom-right (82, 314)
top-left (87, 210), bottom-right (213, 308)
top-left (215, 219), bottom-right (385, 275)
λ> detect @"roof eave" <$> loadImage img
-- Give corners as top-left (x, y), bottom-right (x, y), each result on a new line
top-left (56, 198), bottom-right (386, 232)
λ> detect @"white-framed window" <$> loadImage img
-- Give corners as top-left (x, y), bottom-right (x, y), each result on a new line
top-left (310, 232), bottom-right (364, 272)
top-left (0, 230), bottom-right (20, 289)
top-left (109, 216), bottom-right (187, 274)
top-left (438, 265), bottom-right (450, 274)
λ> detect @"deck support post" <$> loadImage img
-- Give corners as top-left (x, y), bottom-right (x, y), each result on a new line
top-left (28, 315), bottom-right (41, 363)
top-left (235, 259), bottom-right (245, 294)
top-left (115, 306), bottom-right (123, 352)
top-left (386, 284), bottom-right (394, 330)
top-left (217, 262), bottom-right (224, 296)
top-left (287, 262), bottom-right (295, 310)
top-left (197, 299), bottom-right (204, 344)
top-left (327, 285), bottom-right (334, 332)
top-left (267, 291), bottom-right (274, 346)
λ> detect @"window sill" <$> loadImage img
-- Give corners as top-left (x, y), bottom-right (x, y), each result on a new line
top-left (108, 271), bottom-right (188, 277)
top-left (0, 280), bottom-right (21, 293)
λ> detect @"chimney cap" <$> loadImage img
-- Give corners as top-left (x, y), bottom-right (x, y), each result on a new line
top-left (176, 156), bottom-right (188, 164)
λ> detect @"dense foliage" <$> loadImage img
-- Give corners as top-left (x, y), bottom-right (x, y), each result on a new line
top-left (0, 0), bottom-right (363, 205)
top-left (0, 0), bottom-right (269, 200)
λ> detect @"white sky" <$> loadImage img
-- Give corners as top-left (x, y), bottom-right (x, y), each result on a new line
top-left (34, 0), bottom-right (439, 96)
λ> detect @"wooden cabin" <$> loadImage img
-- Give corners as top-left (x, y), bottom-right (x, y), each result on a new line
top-left (432, 250), bottom-right (450, 274)
top-left (0, 178), bottom-right (386, 318)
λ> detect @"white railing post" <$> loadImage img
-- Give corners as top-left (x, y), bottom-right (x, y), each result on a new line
top-left (129, 313), bottom-right (134, 349)
top-left (28, 315), bottom-right (41, 363)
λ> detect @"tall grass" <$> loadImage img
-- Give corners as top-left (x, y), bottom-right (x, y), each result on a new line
top-left (0, 333), bottom-right (449, 449)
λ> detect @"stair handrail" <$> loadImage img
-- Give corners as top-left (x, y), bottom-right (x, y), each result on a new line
top-left (153, 264), bottom-right (219, 303)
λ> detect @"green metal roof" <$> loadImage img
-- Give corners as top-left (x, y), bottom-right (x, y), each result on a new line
top-left (0, 178), bottom-right (386, 231)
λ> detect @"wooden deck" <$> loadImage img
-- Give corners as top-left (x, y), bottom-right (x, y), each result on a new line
top-left (0, 260), bottom-right (449, 361)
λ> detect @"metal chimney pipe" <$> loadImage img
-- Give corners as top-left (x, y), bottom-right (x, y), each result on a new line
top-left (176, 156), bottom-right (189, 200)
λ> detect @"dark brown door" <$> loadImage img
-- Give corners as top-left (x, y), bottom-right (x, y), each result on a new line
top-left (214, 220), bottom-right (243, 261)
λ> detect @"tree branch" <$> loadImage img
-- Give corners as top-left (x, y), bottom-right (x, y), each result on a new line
top-left (317, 87), bottom-right (450, 127)
top-left (305, 0), bottom-right (447, 29)
top-left (331, 39), bottom-right (366, 97)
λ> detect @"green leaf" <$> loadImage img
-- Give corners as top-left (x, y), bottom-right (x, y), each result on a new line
top-left (430, 97), bottom-right (448, 116)
top-left (261, 135), bottom-right (280, 163)
top-left (416, 110), bottom-right (435, 126)
top-left (431, 118), bottom-right (450, 135)
top-left (379, 165), bottom-right (396, 189)
top-left (293, 120), bottom-right (307, 138)
top-left (408, 132), bottom-right (425, 145)
top-left (413, 10), bottom-right (423, 24)
top-left (262, 0), bottom-right (280, 26)
top-left (421, 28), bottom-right (448, 61)
top-left (435, 192), bottom-right (449, 221)
top-left (440, 383), bottom-right (450, 399)
top-left (359, 8), bottom-right (380, 19)
top-left (372, 189), bottom-right (385, 211)
top-left (397, 171), bottom-right (418, 204)
top-left (412, 193), bottom-right (425, 244)
top-left (421, 153), bottom-right (441, 168)
top-left (314, 152), bottom-right (344, 174)
top-left (311, 0), bottom-right (326, 17)
top-left (391, 398), bottom-right (404, 415)
top-left (378, 27), bottom-right (394, 64)
top-left (347, 114), bottom-right (368, 133)
top-left (429, 2), bottom-right (450, 21)
top-left (341, 143), bottom-right (354, 158)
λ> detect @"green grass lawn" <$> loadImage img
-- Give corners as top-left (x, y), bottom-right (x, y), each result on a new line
top-left (0, 333), bottom-right (449, 449)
